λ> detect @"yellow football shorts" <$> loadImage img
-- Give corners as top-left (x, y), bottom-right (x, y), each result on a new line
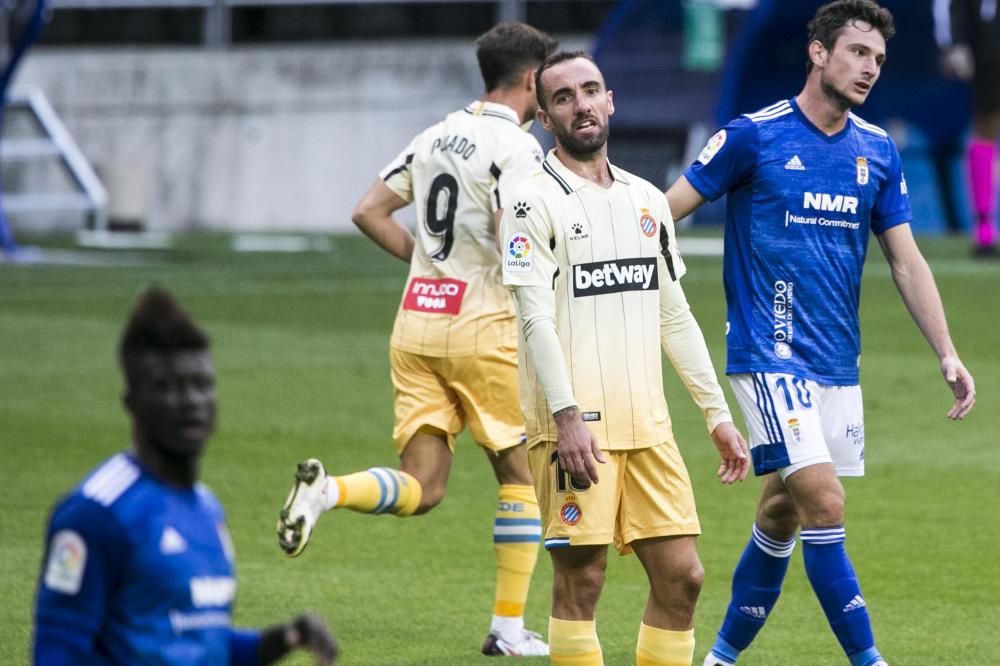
top-left (390, 345), bottom-right (525, 454)
top-left (527, 440), bottom-right (701, 555)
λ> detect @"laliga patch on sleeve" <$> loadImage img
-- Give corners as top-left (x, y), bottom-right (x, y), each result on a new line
top-left (504, 231), bottom-right (534, 274)
top-left (44, 529), bottom-right (88, 595)
top-left (697, 129), bottom-right (727, 165)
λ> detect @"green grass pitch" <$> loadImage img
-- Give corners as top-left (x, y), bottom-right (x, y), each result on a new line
top-left (1, 233), bottom-right (997, 664)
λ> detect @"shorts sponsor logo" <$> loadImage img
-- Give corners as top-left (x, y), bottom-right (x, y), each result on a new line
top-left (856, 156), bottom-right (869, 185)
top-left (772, 280), bottom-right (794, 357)
top-left (44, 530), bottom-right (87, 595)
top-left (402, 277), bottom-right (468, 315)
top-left (845, 422), bottom-right (864, 447)
top-left (698, 129), bottom-right (726, 165)
top-left (504, 233), bottom-right (533, 274)
top-left (560, 502), bottom-right (582, 526)
top-left (573, 258), bottom-right (657, 297)
top-left (638, 208), bottom-right (657, 237)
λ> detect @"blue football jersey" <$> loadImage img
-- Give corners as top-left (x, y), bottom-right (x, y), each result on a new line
top-left (684, 98), bottom-right (911, 384)
top-left (34, 453), bottom-right (257, 665)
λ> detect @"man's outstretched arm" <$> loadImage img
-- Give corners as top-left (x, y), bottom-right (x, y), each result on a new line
top-left (877, 223), bottom-right (976, 419)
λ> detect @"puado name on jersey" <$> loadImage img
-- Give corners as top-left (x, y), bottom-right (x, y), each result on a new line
top-left (431, 134), bottom-right (477, 160)
top-left (573, 258), bottom-right (658, 296)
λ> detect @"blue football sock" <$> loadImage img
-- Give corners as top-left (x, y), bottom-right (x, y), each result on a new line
top-left (849, 646), bottom-right (884, 666)
top-left (800, 527), bottom-right (877, 661)
top-left (713, 524), bottom-right (795, 660)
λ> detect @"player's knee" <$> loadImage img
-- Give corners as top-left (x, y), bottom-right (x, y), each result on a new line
top-left (681, 558), bottom-right (704, 599)
top-left (575, 564), bottom-right (606, 601)
top-left (803, 491), bottom-right (845, 527)
top-left (757, 493), bottom-right (798, 537)
top-left (650, 559), bottom-right (703, 617)
top-left (554, 563), bottom-right (605, 611)
top-left (413, 485), bottom-right (446, 514)
top-left (675, 558), bottom-right (704, 599)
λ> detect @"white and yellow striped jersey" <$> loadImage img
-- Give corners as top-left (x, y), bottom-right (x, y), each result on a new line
top-left (500, 150), bottom-right (689, 451)
top-left (381, 101), bottom-right (544, 357)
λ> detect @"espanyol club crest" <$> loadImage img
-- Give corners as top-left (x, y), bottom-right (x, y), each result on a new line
top-left (856, 157), bottom-right (869, 185)
top-left (559, 502), bottom-right (582, 526)
top-left (638, 208), bottom-right (657, 238)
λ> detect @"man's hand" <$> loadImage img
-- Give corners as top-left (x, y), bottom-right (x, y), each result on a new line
top-left (285, 614), bottom-right (338, 666)
top-left (941, 355), bottom-right (976, 420)
top-left (554, 406), bottom-right (605, 487)
top-left (710, 422), bottom-right (749, 484)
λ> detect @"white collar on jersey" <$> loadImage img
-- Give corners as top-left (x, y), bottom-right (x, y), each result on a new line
top-left (542, 148), bottom-right (631, 193)
top-left (464, 100), bottom-right (523, 128)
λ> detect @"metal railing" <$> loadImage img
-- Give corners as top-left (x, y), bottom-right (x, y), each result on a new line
top-left (4, 89), bottom-right (108, 231)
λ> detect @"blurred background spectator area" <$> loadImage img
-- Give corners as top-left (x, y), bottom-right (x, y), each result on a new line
top-left (3, 0), bottom-right (974, 236)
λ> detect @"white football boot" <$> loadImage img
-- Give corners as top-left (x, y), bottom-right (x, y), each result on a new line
top-left (277, 458), bottom-right (327, 557)
top-left (481, 629), bottom-right (549, 657)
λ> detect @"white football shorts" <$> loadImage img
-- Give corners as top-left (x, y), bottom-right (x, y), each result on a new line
top-left (729, 372), bottom-right (865, 479)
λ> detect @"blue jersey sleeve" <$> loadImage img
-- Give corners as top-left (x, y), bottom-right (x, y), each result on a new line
top-left (33, 495), bottom-right (127, 664)
top-left (871, 136), bottom-right (912, 234)
top-left (683, 116), bottom-right (759, 201)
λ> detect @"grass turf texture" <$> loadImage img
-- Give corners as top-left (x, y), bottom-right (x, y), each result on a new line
top-left (1, 233), bottom-right (997, 664)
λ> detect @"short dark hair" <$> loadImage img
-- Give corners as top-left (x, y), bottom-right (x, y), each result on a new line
top-left (534, 50), bottom-right (598, 111)
top-left (807, 0), bottom-right (895, 71)
top-left (119, 287), bottom-right (209, 384)
top-left (476, 22), bottom-right (557, 92)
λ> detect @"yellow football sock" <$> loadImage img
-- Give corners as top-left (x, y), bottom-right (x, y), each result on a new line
top-left (549, 617), bottom-right (603, 665)
top-left (331, 467), bottom-right (422, 516)
top-left (493, 484), bottom-right (542, 618)
top-left (636, 623), bottom-right (695, 666)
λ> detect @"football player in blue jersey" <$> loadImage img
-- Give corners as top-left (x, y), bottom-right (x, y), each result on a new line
top-left (666, 2), bottom-right (977, 665)
top-left (33, 288), bottom-right (338, 665)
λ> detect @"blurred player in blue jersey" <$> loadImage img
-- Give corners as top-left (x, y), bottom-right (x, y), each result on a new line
top-left (33, 288), bottom-right (338, 665)
top-left (666, 2), bottom-right (977, 665)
